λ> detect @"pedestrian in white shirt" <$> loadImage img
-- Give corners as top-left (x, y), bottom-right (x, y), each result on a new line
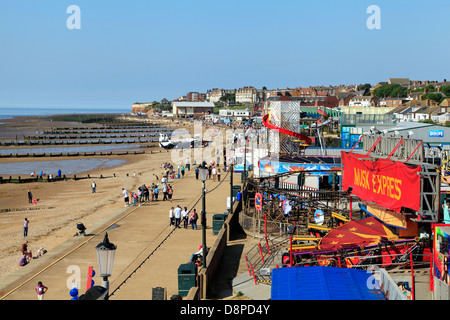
top-left (122, 188), bottom-right (129, 207)
top-left (212, 166), bottom-right (217, 182)
top-left (182, 207), bottom-right (190, 229)
top-left (174, 205), bottom-right (182, 228)
top-left (169, 207), bottom-right (174, 227)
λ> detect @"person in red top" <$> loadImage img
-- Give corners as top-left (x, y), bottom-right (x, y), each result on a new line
top-left (22, 241), bottom-right (32, 260)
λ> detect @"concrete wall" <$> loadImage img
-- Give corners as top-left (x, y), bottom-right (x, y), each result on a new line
top-left (186, 199), bottom-right (243, 300)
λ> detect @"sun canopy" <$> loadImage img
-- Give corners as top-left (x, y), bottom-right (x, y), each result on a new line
top-left (319, 216), bottom-right (398, 251)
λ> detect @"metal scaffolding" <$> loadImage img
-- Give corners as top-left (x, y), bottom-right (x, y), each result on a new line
top-left (354, 135), bottom-right (440, 223)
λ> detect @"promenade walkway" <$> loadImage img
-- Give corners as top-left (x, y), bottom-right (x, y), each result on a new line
top-left (0, 166), bottom-right (242, 300)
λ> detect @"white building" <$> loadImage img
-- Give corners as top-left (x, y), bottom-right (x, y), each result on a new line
top-left (172, 102), bottom-right (215, 118)
top-left (348, 96), bottom-right (379, 108)
top-left (218, 109), bottom-right (251, 118)
top-left (235, 86), bottom-right (264, 104)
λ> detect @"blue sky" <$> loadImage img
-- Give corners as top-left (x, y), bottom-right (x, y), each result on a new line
top-left (0, 0), bottom-right (449, 109)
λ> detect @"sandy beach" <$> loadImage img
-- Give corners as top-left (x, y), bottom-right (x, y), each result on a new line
top-left (0, 116), bottom-right (213, 288)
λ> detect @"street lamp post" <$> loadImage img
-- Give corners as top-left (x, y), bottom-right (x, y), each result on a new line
top-left (229, 162), bottom-right (233, 214)
top-left (243, 136), bottom-right (247, 180)
top-left (95, 232), bottom-right (117, 300)
top-left (199, 162), bottom-right (208, 268)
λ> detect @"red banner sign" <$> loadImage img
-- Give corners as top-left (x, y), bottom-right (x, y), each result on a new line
top-left (341, 151), bottom-right (421, 213)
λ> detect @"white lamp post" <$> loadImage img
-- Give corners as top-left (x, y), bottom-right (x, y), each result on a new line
top-left (95, 232), bottom-right (117, 299)
top-left (199, 162), bottom-right (208, 267)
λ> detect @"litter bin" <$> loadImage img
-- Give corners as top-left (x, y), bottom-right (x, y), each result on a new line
top-left (178, 263), bottom-right (197, 297)
top-left (152, 287), bottom-right (167, 300)
top-left (212, 214), bottom-right (225, 235)
top-left (232, 185), bottom-right (241, 198)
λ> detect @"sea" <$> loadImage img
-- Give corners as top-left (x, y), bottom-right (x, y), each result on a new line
top-left (0, 106), bottom-right (130, 120)
top-left (0, 106), bottom-right (137, 175)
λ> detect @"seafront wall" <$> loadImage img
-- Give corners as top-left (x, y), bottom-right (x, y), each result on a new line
top-left (186, 198), bottom-right (243, 300)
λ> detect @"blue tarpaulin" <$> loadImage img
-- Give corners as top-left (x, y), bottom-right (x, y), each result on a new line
top-left (271, 266), bottom-right (385, 300)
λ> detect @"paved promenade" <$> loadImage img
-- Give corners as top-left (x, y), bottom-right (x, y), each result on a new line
top-left (0, 167), bottom-right (246, 300)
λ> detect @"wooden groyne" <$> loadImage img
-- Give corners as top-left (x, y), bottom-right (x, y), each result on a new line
top-left (0, 150), bottom-right (149, 158)
top-left (0, 173), bottom-right (114, 184)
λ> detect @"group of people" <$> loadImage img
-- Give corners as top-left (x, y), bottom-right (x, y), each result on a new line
top-left (169, 205), bottom-right (199, 230)
top-left (122, 163), bottom-right (181, 207)
top-left (194, 163), bottom-right (222, 182)
top-left (122, 182), bottom-right (175, 207)
top-left (19, 240), bottom-right (46, 267)
top-left (27, 190), bottom-right (39, 205)
top-left (30, 169), bottom-right (62, 180)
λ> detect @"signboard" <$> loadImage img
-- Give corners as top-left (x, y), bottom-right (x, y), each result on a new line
top-left (255, 192), bottom-right (263, 211)
top-left (433, 225), bottom-right (450, 285)
top-left (259, 158), bottom-right (341, 175)
top-left (314, 209), bottom-right (324, 225)
top-left (429, 130), bottom-right (444, 137)
top-left (341, 151), bottom-right (421, 213)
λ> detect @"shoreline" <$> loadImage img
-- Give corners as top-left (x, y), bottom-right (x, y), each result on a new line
top-left (0, 114), bottom-right (199, 286)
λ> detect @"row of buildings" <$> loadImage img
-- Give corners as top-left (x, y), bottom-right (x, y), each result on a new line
top-left (174, 78), bottom-right (448, 107)
top-left (132, 78), bottom-right (450, 123)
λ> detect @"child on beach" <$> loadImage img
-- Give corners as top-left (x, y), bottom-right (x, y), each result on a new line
top-left (35, 281), bottom-right (48, 300)
top-left (131, 192), bottom-right (138, 205)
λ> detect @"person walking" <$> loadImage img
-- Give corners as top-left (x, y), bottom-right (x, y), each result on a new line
top-left (168, 184), bottom-right (173, 202)
top-left (35, 281), bottom-right (48, 300)
top-left (169, 207), bottom-right (175, 227)
top-left (189, 209), bottom-right (198, 230)
top-left (23, 218), bottom-right (29, 238)
top-left (153, 185), bottom-right (159, 201)
top-left (181, 166), bottom-right (185, 178)
top-left (174, 205), bottom-right (182, 228)
top-left (195, 167), bottom-right (199, 180)
top-left (143, 185), bottom-right (149, 202)
top-left (182, 207), bottom-right (190, 229)
top-left (27, 190), bottom-right (33, 204)
top-left (217, 168), bottom-right (221, 182)
top-left (91, 181), bottom-right (97, 193)
top-left (162, 183), bottom-right (168, 201)
top-left (212, 166), bottom-right (217, 182)
top-left (122, 188), bottom-right (129, 207)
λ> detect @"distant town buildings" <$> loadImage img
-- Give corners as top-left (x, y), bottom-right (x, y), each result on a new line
top-left (131, 77), bottom-right (449, 123)
top-left (206, 88), bottom-right (236, 103)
